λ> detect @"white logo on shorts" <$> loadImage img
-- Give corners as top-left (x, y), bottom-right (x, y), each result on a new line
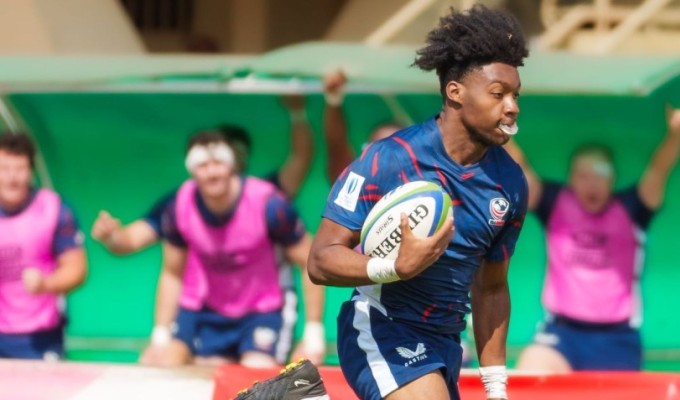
top-left (253, 327), bottom-right (277, 351)
top-left (334, 172), bottom-right (365, 212)
top-left (396, 343), bottom-right (428, 366)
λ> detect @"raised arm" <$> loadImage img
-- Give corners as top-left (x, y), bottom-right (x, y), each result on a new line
top-left (471, 258), bottom-right (511, 400)
top-left (277, 95), bottom-right (315, 198)
top-left (504, 138), bottom-right (543, 211)
top-left (638, 106), bottom-right (680, 210)
top-left (323, 70), bottom-right (356, 182)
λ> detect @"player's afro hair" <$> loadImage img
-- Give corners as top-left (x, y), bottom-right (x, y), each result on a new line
top-left (413, 5), bottom-right (528, 95)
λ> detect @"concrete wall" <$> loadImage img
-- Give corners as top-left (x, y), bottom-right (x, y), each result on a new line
top-left (0, 0), bottom-right (144, 54)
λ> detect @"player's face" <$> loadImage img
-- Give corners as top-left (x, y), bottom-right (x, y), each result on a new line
top-left (457, 63), bottom-right (521, 146)
top-left (569, 154), bottom-right (614, 213)
top-left (192, 159), bottom-right (234, 199)
top-left (0, 150), bottom-right (32, 209)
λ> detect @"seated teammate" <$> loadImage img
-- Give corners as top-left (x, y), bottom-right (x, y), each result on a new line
top-left (143, 130), bottom-right (325, 367)
top-left (92, 96), bottom-right (313, 253)
top-left (509, 105), bottom-right (680, 372)
top-left (0, 133), bottom-right (87, 360)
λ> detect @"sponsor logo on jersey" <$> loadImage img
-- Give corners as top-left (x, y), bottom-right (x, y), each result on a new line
top-left (334, 172), bottom-right (365, 212)
top-left (488, 197), bottom-right (510, 226)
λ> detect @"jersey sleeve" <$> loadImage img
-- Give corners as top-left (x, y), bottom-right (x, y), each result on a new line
top-left (486, 174), bottom-right (529, 262)
top-left (615, 186), bottom-right (654, 230)
top-left (53, 202), bottom-right (85, 256)
top-left (535, 180), bottom-right (563, 225)
top-left (265, 191), bottom-right (306, 246)
top-left (143, 191), bottom-right (175, 237)
top-left (159, 194), bottom-right (187, 248)
top-left (322, 142), bottom-right (402, 231)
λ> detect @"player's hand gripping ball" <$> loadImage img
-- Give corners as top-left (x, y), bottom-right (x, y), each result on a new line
top-left (361, 181), bottom-right (453, 260)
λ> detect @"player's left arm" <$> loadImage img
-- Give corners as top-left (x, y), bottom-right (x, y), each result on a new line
top-left (267, 192), bottom-right (326, 363)
top-left (277, 95), bottom-right (314, 198)
top-left (638, 106), bottom-right (680, 210)
top-left (471, 257), bottom-right (510, 400)
top-left (23, 203), bottom-right (87, 295)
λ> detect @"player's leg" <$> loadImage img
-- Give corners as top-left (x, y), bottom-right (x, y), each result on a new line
top-left (385, 370), bottom-right (450, 400)
top-left (516, 318), bottom-right (573, 373)
top-left (140, 307), bottom-right (195, 366)
top-left (516, 344), bottom-right (571, 373)
top-left (337, 294), bottom-right (463, 400)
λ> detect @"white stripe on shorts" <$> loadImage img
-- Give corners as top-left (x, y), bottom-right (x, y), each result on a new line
top-left (352, 293), bottom-right (399, 397)
top-left (275, 290), bottom-right (298, 364)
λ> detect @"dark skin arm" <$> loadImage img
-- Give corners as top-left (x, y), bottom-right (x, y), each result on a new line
top-left (323, 70), bottom-right (356, 182)
top-left (308, 214), bottom-right (454, 286)
top-left (472, 258), bottom-right (510, 400)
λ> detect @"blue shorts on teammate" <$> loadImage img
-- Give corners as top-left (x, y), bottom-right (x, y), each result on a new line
top-left (174, 306), bottom-right (285, 360)
top-left (534, 315), bottom-right (642, 370)
top-left (0, 325), bottom-right (64, 360)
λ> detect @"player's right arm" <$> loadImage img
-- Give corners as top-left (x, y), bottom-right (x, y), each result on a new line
top-left (91, 212), bottom-right (158, 255)
top-left (308, 141), bottom-right (453, 286)
top-left (309, 214), bottom-right (453, 286)
top-left (504, 138), bottom-right (542, 211)
top-left (91, 192), bottom-right (173, 255)
top-left (323, 70), bottom-right (356, 182)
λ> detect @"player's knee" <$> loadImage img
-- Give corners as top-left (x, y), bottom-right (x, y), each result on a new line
top-left (240, 351), bottom-right (278, 369)
top-left (517, 344), bottom-right (570, 373)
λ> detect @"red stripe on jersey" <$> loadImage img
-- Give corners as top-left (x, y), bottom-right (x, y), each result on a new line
top-left (452, 199), bottom-right (463, 206)
top-left (365, 184), bottom-right (379, 191)
top-left (371, 153), bottom-right (379, 177)
top-left (400, 171), bottom-right (410, 184)
top-left (392, 136), bottom-right (423, 177)
top-left (421, 303), bottom-right (438, 322)
top-left (434, 163), bottom-right (447, 186)
top-left (502, 245), bottom-right (509, 261)
top-left (359, 143), bottom-right (373, 161)
top-left (338, 167), bottom-right (349, 180)
top-left (461, 172), bottom-right (475, 180)
top-left (359, 194), bottom-right (382, 201)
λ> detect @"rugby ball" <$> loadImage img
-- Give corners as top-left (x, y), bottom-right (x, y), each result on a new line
top-left (360, 181), bottom-right (453, 260)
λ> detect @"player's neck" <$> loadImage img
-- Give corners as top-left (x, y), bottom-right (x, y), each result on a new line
top-left (437, 110), bottom-right (489, 166)
top-left (200, 175), bottom-right (242, 215)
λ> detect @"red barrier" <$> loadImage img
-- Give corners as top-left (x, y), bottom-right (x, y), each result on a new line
top-left (213, 365), bottom-right (680, 400)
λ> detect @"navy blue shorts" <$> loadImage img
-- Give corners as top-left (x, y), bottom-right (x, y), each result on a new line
top-left (0, 325), bottom-right (64, 360)
top-left (534, 315), bottom-right (642, 371)
top-left (173, 306), bottom-right (199, 352)
top-left (337, 294), bottom-right (463, 400)
top-left (177, 306), bottom-right (285, 360)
